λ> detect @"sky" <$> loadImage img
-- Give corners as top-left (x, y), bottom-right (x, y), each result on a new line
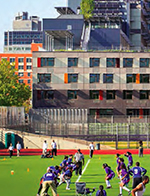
top-left (0, 0), bottom-right (66, 52)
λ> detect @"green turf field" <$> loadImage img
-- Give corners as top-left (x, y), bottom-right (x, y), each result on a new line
top-left (0, 154), bottom-right (150, 196)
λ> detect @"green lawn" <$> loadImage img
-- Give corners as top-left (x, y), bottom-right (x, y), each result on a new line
top-left (0, 154), bottom-right (150, 196)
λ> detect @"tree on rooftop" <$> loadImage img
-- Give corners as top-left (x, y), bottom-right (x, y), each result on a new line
top-left (80, 0), bottom-right (94, 20)
top-left (0, 60), bottom-right (31, 106)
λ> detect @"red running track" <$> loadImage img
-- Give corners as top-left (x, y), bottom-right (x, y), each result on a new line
top-left (0, 149), bottom-right (150, 156)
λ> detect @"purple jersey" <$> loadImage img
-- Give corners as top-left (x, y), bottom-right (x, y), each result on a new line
top-left (118, 162), bottom-right (127, 171)
top-left (65, 163), bottom-right (76, 171)
top-left (128, 155), bottom-right (133, 165)
top-left (96, 190), bottom-right (107, 196)
top-left (105, 167), bottom-right (115, 176)
top-left (121, 169), bottom-right (130, 185)
top-left (128, 166), bottom-right (147, 178)
top-left (60, 159), bottom-right (67, 167)
top-left (64, 169), bottom-right (72, 178)
top-left (67, 157), bottom-right (72, 165)
top-left (43, 172), bottom-right (56, 181)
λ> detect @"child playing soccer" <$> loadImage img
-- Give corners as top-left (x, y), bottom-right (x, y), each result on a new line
top-left (124, 152), bottom-right (133, 170)
top-left (103, 163), bottom-right (115, 189)
top-left (118, 165), bottom-right (131, 196)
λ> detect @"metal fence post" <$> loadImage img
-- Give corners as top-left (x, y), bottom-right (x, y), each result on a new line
top-left (116, 124), bottom-right (118, 150)
top-left (127, 124), bottom-right (130, 149)
top-left (146, 124), bottom-right (149, 149)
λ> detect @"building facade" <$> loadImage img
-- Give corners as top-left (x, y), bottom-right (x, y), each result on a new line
top-left (0, 43), bottom-right (42, 89)
top-left (32, 51), bottom-right (150, 117)
top-left (4, 12), bottom-right (42, 53)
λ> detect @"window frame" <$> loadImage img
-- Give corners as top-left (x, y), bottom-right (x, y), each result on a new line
top-left (89, 58), bottom-right (100, 67)
top-left (90, 74), bottom-right (100, 83)
top-left (103, 74), bottom-right (113, 83)
top-left (68, 90), bottom-right (77, 100)
top-left (68, 58), bottom-right (78, 67)
top-left (68, 74), bottom-right (78, 83)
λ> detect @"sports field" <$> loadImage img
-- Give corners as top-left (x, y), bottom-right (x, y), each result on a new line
top-left (0, 154), bottom-right (150, 196)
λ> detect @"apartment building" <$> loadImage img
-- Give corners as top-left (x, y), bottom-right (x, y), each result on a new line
top-left (32, 51), bottom-right (150, 117)
top-left (0, 43), bottom-right (42, 89)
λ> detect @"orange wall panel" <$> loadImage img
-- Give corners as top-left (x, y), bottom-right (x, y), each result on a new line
top-left (136, 74), bottom-right (140, 84)
top-left (64, 73), bottom-right (68, 83)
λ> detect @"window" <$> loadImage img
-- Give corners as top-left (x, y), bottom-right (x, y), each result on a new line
top-left (9, 58), bottom-right (15, 63)
top-left (90, 90), bottom-right (99, 99)
top-left (107, 58), bottom-right (120, 68)
top-left (28, 73), bottom-right (31, 77)
top-left (127, 109), bottom-right (139, 116)
top-left (37, 73), bottom-right (51, 83)
top-left (45, 91), bottom-right (54, 99)
top-left (99, 109), bottom-right (113, 116)
top-left (106, 90), bottom-right (116, 100)
top-left (68, 58), bottom-right (78, 67)
top-left (126, 74), bottom-right (136, 83)
top-left (18, 58), bottom-right (24, 63)
top-left (140, 74), bottom-right (149, 83)
top-left (18, 66), bottom-right (24, 70)
top-left (41, 58), bottom-right (54, 67)
top-left (89, 109), bottom-right (113, 116)
top-left (140, 90), bottom-right (149, 99)
top-left (103, 74), bottom-right (113, 83)
top-left (140, 58), bottom-right (149, 68)
top-left (90, 58), bottom-right (100, 67)
top-left (19, 79), bottom-right (23, 83)
top-left (26, 66), bottom-right (32, 70)
top-left (37, 90), bottom-right (54, 100)
top-left (27, 80), bottom-right (31, 84)
top-left (68, 74), bottom-right (78, 83)
top-left (68, 90), bottom-right (77, 99)
top-left (90, 74), bottom-right (100, 83)
top-left (26, 58), bottom-right (32, 63)
top-left (123, 90), bottom-right (132, 99)
top-left (123, 58), bottom-right (133, 67)
top-left (18, 72), bottom-right (24, 77)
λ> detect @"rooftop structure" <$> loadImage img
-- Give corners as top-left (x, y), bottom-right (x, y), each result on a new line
top-left (4, 12), bottom-right (42, 53)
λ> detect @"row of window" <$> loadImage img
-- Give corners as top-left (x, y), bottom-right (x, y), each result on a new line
top-left (90, 109), bottom-right (150, 116)
top-left (18, 72), bottom-right (31, 77)
top-left (37, 73), bottom-right (150, 84)
top-left (19, 79), bottom-right (31, 84)
top-left (38, 58), bottom-right (150, 68)
top-left (1, 58), bottom-right (32, 63)
top-left (36, 90), bottom-right (150, 100)
top-left (18, 66), bottom-right (32, 70)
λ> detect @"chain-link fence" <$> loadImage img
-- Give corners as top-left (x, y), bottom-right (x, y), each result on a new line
top-left (1, 108), bottom-right (150, 149)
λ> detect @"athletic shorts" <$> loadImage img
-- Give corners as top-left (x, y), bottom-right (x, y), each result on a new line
top-left (132, 177), bottom-right (142, 189)
top-left (107, 173), bottom-right (115, 180)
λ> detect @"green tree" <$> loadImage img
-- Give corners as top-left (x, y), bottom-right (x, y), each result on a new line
top-left (80, 0), bottom-right (94, 20)
top-left (0, 60), bottom-right (31, 106)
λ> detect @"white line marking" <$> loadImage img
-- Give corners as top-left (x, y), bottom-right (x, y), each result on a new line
top-left (76, 159), bottom-right (91, 182)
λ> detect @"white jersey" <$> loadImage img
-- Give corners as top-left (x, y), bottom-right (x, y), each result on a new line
top-left (9, 146), bottom-right (13, 151)
top-left (16, 143), bottom-right (21, 150)
top-left (135, 183), bottom-right (145, 196)
top-left (51, 142), bottom-right (57, 149)
top-left (43, 142), bottom-right (48, 150)
top-left (89, 143), bottom-right (94, 150)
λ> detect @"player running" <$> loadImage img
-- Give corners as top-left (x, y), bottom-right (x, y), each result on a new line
top-left (124, 152), bottom-right (133, 170)
top-left (118, 165), bottom-right (131, 196)
top-left (58, 166), bottom-right (73, 190)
